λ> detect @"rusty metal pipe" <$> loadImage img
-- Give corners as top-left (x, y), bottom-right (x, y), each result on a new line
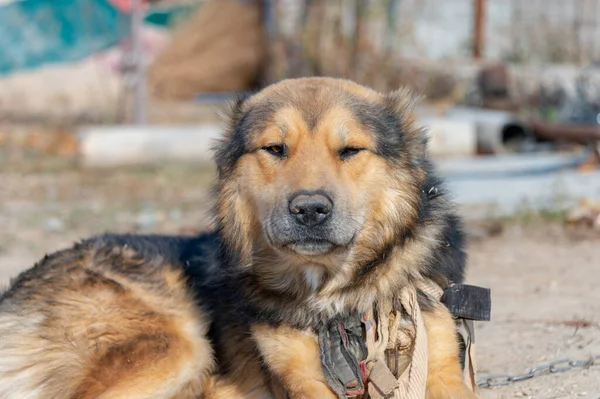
top-left (473, 0), bottom-right (485, 59)
top-left (530, 120), bottom-right (600, 144)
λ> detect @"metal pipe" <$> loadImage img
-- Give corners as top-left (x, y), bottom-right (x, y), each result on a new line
top-left (530, 120), bottom-right (600, 144)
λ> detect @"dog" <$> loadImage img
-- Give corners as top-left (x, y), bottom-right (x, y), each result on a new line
top-left (0, 77), bottom-right (475, 399)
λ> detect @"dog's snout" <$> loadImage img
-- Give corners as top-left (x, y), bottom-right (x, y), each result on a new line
top-left (288, 193), bottom-right (333, 227)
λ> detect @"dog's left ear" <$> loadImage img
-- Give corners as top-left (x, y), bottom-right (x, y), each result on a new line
top-left (385, 88), bottom-right (428, 161)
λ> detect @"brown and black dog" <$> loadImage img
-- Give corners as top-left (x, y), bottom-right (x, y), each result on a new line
top-left (0, 77), bottom-right (475, 399)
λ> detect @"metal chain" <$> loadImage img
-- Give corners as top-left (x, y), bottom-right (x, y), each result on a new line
top-left (477, 355), bottom-right (600, 388)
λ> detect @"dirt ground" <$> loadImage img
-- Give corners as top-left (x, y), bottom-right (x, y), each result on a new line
top-left (0, 159), bottom-right (599, 399)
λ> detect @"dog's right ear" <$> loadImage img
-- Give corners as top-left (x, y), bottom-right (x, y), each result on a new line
top-left (213, 92), bottom-right (253, 175)
top-left (220, 92), bottom-right (253, 141)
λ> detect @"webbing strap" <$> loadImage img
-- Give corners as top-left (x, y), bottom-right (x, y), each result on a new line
top-left (457, 318), bottom-right (480, 395)
top-left (441, 284), bottom-right (491, 322)
top-left (318, 317), bottom-right (367, 399)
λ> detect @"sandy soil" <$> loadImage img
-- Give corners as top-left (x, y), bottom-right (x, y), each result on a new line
top-left (469, 226), bottom-right (600, 398)
top-left (1, 163), bottom-right (599, 399)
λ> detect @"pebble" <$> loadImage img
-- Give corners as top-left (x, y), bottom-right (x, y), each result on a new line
top-left (136, 212), bottom-right (158, 230)
top-left (169, 208), bottom-right (182, 221)
top-left (44, 217), bottom-right (65, 232)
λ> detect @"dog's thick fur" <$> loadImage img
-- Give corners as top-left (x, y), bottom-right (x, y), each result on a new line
top-left (0, 77), bottom-right (475, 399)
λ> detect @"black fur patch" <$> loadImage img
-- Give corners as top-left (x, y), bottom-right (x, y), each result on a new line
top-left (346, 97), bottom-right (406, 160)
top-left (214, 94), bottom-right (278, 177)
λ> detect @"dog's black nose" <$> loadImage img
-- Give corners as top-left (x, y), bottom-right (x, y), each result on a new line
top-left (289, 193), bottom-right (333, 227)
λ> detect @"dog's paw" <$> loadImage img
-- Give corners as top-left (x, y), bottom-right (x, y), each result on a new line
top-left (426, 381), bottom-right (478, 399)
top-left (288, 388), bottom-right (337, 399)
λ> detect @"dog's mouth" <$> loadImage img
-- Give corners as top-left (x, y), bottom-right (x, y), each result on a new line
top-left (263, 212), bottom-right (359, 257)
top-left (285, 240), bottom-right (336, 256)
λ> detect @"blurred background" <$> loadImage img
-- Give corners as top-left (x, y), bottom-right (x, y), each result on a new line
top-left (0, 0), bottom-right (599, 397)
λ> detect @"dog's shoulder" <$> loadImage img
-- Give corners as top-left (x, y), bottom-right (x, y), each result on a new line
top-left (84, 232), bottom-right (196, 265)
top-left (419, 161), bottom-right (467, 287)
top-left (84, 232), bottom-right (223, 289)
top-left (0, 231), bottom-right (222, 304)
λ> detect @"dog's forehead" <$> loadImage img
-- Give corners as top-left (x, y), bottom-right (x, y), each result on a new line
top-left (243, 80), bottom-right (385, 138)
top-left (248, 77), bottom-right (381, 106)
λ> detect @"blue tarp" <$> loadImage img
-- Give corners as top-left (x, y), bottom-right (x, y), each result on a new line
top-left (0, 0), bottom-right (130, 75)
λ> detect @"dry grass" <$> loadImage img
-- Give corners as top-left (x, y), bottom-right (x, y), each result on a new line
top-left (148, 0), bottom-right (266, 100)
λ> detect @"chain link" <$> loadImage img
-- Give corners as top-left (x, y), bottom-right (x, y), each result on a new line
top-left (477, 355), bottom-right (600, 388)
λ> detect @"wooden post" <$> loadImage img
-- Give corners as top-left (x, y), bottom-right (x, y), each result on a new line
top-left (473, 0), bottom-right (485, 59)
top-left (131, 0), bottom-right (147, 124)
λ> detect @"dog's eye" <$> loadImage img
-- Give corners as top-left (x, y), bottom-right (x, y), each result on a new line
top-left (339, 147), bottom-right (363, 160)
top-left (262, 144), bottom-right (286, 157)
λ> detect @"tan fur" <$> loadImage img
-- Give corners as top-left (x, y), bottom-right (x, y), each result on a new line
top-left (203, 324), bottom-right (274, 399)
top-left (424, 306), bottom-right (478, 399)
top-left (252, 325), bottom-right (337, 399)
top-left (0, 243), bottom-right (213, 399)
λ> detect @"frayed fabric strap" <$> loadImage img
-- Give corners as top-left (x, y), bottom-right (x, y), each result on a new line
top-left (318, 279), bottom-right (488, 399)
top-left (365, 280), bottom-right (484, 399)
top-left (366, 285), bottom-right (428, 399)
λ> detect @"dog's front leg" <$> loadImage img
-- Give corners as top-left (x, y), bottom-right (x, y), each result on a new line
top-left (423, 304), bottom-right (478, 399)
top-left (252, 324), bottom-right (338, 399)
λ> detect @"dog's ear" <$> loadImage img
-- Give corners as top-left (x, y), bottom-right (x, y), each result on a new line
top-left (227, 93), bottom-right (253, 134)
top-left (385, 87), bottom-right (420, 116)
top-left (218, 92), bottom-right (253, 140)
top-left (213, 93), bottom-right (253, 174)
top-left (384, 88), bottom-right (428, 161)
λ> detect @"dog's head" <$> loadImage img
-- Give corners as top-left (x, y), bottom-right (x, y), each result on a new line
top-left (214, 78), bottom-right (429, 287)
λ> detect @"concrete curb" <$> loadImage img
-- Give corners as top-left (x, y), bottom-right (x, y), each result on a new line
top-left (78, 124), bottom-right (221, 167)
